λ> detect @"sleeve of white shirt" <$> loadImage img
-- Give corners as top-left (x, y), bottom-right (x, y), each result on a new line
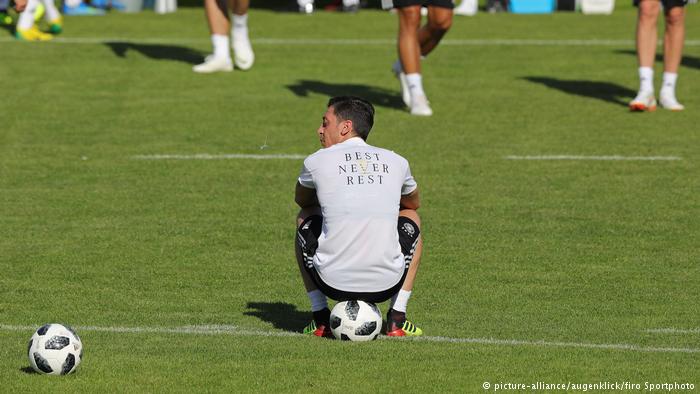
top-left (401, 160), bottom-right (417, 195)
top-left (298, 159), bottom-right (315, 189)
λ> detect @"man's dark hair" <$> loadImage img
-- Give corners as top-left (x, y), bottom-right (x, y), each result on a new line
top-left (327, 96), bottom-right (375, 140)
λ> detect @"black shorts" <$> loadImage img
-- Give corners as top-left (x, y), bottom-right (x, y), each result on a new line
top-left (633, 0), bottom-right (687, 8)
top-left (393, 0), bottom-right (454, 9)
top-left (296, 215), bottom-right (421, 303)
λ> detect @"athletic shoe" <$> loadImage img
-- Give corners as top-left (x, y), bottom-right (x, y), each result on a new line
top-left (193, 55), bottom-right (233, 73)
top-left (299, 2), bottom-right (313, 13)
top-left (410, 94), bottom-right (433, 116)
top-left (232, 37), bottom-right (254, 71)
top-left (392, 60), bottom-right (411, 107)
top-left (62, 3), bottom-right (106, 15)
top-left (386, 309), bottom-right (423, 337)
top-left (659, 92), bottom-right (685, 111)
top-left (302, 320), bottom-right (333, 338)
top-left (15, 25), bottom-right (53, 41)
top-left (629, 90), bottom-right (657, 112)
top-left (342, 3), bottom-right (359, 12)
top-left (48, 17), bottom-right (63, 34)
top-left (454, 0), bottom-right (477, 15)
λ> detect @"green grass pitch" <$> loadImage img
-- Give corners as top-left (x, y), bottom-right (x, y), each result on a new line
top-left (1, 2), bottom-right (699, 391)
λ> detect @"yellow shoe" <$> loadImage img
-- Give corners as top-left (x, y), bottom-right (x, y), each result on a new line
top-left (48, 17), bottom-right (63, 34)
top-left (15, 25), bottom-right (54, 41)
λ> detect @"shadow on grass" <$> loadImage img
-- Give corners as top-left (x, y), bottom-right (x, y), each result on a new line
top-left (614, 49), bottom-right (700, 70)
top-left (244, 302), bottom-right (309, 332)
top-left (286, 80), bottom-right (405, 110)
top-left (522, 76), bottom-right (636, 107)
top-left (105, 41), bottom-right (203, 65)
top-left (20, 366), bottom-right (38, 374)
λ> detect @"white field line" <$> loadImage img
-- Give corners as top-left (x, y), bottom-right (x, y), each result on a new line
top-left (646, 328), bottom-right (700, 334)
top-left (1, 36), bottom-right (700, 46)
top-left (1, 324), bottom-right (697, 354)
top-left (504, 155), bottom-right (683, 161)
top-left (131, 153), bottom-right (306, 160)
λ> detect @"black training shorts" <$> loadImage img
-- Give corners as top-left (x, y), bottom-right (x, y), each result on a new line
top-left (296, 215), bottom-right (421, 303)
top-left (633, 0), bottom-right (687, 8)
top-left (393, 0), bottom-right (455, 9)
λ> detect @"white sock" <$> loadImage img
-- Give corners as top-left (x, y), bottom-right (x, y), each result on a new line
top-left (343, 0), bottom-right (359, 6)
top-left (406, 73), bottom-right (425, 98)
top-left (17, 0), bottom-right (38, 30)
top-left (660, 72), bottom-right (678, 97)
top-left (211, 34), bottom-right (230, 60)
top-left (41, 0), bottom-right (61, 22)
top-left (638, 66), bottom-right (654, 93)
top-left (298, 0), bottom-right (313, 6)
top-left (231, 13), bottom-right (249, 42)
top-left (307, 290), bottom-right (328, 312)
top-left (390, 289), bottom-right (412, 313)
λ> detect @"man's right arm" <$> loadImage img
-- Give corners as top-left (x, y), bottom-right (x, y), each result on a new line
top-left (400, 188), bottom-right (420, 211)
top-left (295, 182), bottom-right (319, 209)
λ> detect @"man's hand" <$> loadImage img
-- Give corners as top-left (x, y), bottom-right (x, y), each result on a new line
top-left (14, 0), bottom-right (28, 12)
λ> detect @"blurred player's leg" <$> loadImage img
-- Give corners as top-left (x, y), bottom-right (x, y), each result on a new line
top-left (418, 6), bottom-right (453, 57)
top-left (194, 0), bottom-right (233, 73)
top-left (630, 0), bottom-right (659, 111)
top-left (660, 5), bottom-right (685, 110)
top-left (40, 0), bottom-right (62, 34)
top-left (397, 5), bottom-right (433, 116)
top-left (230, 0), bottom-right (254, 70)
top-left (16, 0), bottom-right (53, 41)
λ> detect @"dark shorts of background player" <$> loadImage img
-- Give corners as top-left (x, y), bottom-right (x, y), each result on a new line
top-left (633, 0), bottom-right (687, 8)
top-left (297, 215), bottom-right (420, 304)
top-left (393, 0), bottom-right (454, 9)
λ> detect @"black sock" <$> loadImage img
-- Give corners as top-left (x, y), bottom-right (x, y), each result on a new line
top-left (313, 308), bottom-right (330, 326)
top-left (389, 309), bottom-right (406, 325)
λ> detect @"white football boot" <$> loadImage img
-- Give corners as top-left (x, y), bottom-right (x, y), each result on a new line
top-left (629, 90), bottom-right (656, 112)
top-left (392, 60), bottom-right (411, 107)
top-left (232, 37), bottom-right (255, 70)
top-left (410, 94), bottom-right (433, 116)
top-left (659, 91), bottom-right (685, 111)
top-left (193, 55), bottom-right (233, 73)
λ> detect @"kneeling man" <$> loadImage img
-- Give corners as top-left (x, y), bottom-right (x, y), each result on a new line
top-left (295, 96), bottom-right (424, 338)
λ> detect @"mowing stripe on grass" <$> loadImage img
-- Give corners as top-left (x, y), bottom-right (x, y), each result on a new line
top-left (1, 324), bottom-right (697, 354)
top-left (2, 37), bottom-right (700, 46)
top-left (646, 328), bottom-right (700, 334)
top-left (504, 155), bottom-right (683, 161)
top-left (131, 153), bottom-right (306, 160)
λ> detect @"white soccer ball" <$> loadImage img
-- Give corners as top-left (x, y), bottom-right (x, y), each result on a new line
top-left (330, 300), bottom-right (382, 341)
top-left (28, 323), bottom-right (83, 375)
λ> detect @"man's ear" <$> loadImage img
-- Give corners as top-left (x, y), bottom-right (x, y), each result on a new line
top-left (340, 120), bottom-right (353, 136)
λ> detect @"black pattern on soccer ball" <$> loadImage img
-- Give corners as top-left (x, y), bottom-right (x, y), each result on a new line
top-left (345, 300), bottom-right (360, 321)
top-left (368, 303), bottom-right (380, 316)
top-left (33, 352), bottom-right (53, 374)
top-left (45, 335), bottom-right (70, 350)
top-left (340, 334), bottom-right (351, 341)
top-left (37, 324), bottom-right (50, 336)
top-left (354, 321), bottom-right (377, 336)
top-left (330, 316), bottom-right (342, 329)
top-left (61, 354), bottom-right (76, 375)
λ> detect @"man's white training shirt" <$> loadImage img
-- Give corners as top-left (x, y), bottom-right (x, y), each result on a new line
top-left (298, 137), bottom-right (417, 293)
